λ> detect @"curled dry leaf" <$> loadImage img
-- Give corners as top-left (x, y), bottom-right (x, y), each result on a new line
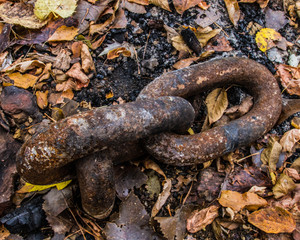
top-left (143, 158), bottom-right (166, 179)
top-left (276, 64), bottom-right (300, 96)
top-left (224, 0), bottom-right (240, 26)
top-left (107, 47), bottom-right (132, 59)
top-left (149, 0), bottom-right (171, 12)
top-left (291, 117), bottom-right (300, 129)
top-left (280, 129), bottom-right (300, 152)
top-left (36, 91), bottom-right (48, 109)
top-left (218, 190), bottom-right (268, 212)
top-left (66, 62), bottom-right (89, 85)
top-left (205, 88), bottom-right (228, 125)
top-left (272, 174), bottom-right (297, 199)
top-left (48, 26), bottom-right (79, 42)
top-left (186, 205), bottom-right (219, 233)
top-left (173, 0), bottom-right (208, 15)
top-left (284, 168), bottom-right (300, 181)
top-left (255, 28), bottom-right (282, 52)
top-left (173, 57), bottom-right (199, 69)
top-left (225, 96), bottom-right (253, 119)
top-left (81, 44), bottom-right (96, 73)
top-left (151, 178), bottom-right (172, 217)
top-left (0, 2), bottom-right (49, 29)
top-left (34, 0), bottom-right (78, 20)
top-left (248, 207), bottom-right (296, 233)
top-left (3, 60), bottom-right (45, 73)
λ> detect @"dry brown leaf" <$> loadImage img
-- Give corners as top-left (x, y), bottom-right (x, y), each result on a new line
top-left (218, 190), bottom-right (268, 212)
top-left (53, 48), bottom-right (71, 71)
top-left (149, 0), bottom-right (171, 12)
top-left (128, 0), bottom-right (149, 5)
top-left (224, 0), bottom-right (240, 26)
top-left (56, 79), bottom-right (77, 92)
top-left (186, 205), bottom-right (219, 233)
top-left (276, 64), bottom-right (300, 96)
top-left (204, 35), bottom-right (233, 52)
top-left (291, 157), bottom-right (300, 172)
top-left (278, 98), bottom-right (300, 124)
top-left (91, 35), bottom-right (106, 50)
top-left (173, 57), bottom-right (199, 69)
top-left (3, 60), bottom-right (45, 73)
top-left (107, 47), bottom-right (132, 59)
top-left (0, 225), bottom-right (10, 239)
top-left (151, 178), bottom-right (172, 217)
top-left (205, 88), bottom-right (228, 125)
top-left (58, 89), bottom-right (74, 103)
top-left (284, 168), bottom-right (300, 181)
top-left (0, 2), bottom-right (49, 29)
top-left (7, 72), bottom-right (38, 89)
top-left (248, 207), bottom-right (296, 233)
top-left (261, 137), bottom-right (282, 171)
top-left (173, 0), bottom-right (207, 14)
top-left (48, 26), bottom-right (79, 42)
top-left (273, 174), bottom-right (297, 199)
top-left (71, 41), bottom-right (83, 58)
top-left (143, 159), bottom-right (166, 179)
top-left (123, 0), bottom-right (147, 13)
top-left (36, 91), bottom-right (48, 109)
top-left (111, 8), bottom-right (127, 29)
top-left (66, 62), bottom-right (89, 85)
top-left (81, 44), bottom-right (96, 73)
top-left (198, 0), bottom-right (209, 10)
top-left (291, 117), bottom-right (300, 129)
top-left (280, 129), bottom-right (300, 152)
top-left (225, 96), bottom-right (253, 119)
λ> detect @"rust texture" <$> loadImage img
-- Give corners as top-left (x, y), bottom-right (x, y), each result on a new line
top-left (76, 141), bottom-right (145, 219)
top-left (138, 57), bottom-right (282, 166)
top-left (17, 96), bottom-right (195, 184)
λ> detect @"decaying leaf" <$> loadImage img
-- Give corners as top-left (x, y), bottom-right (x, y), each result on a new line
top-left (81, 43), bottom-right (96, 73)
top-left (272, 174), bottom-right (296, 199)
top-left (34, 0), bottom-right (78, 20)
top-left (17, 180), bottom-right (72, 193)
top-left (224, 0), bottom-right (240, 26)
top-left (218, 190), bottom-right (268, 212)
top-left (276, 64), bottom-right (300, 96)
top-left (248, 207), bottom-right (296, 233)
top-left (7, 72), bottom-right (38, 89)
top-left (225, 96), bottom-right (253, 119)
top-left (0, 2), bottom-right (49, 29)
top-left (255, 28), bottom-right (282, 52)
top-left (186, 205), bottom-right (219, 233)
top-left (261, 137), bottom-right (282, 171)
top-left (151, 178), bottom-right (172, 217)
top-left (53, 48), bottom-right (71, 71)
top-left (48, 26), bottom-right (79, 42)
top-left (205, 88), bottom-right (228, 125)
top-left (36, 90), bottom-right (48, 109)
top-left (145, 170), bottom-right (161, 199)
top-left (280, 128), bottom-right (300, 152)
top-left (66, 62), bottom-right (89, 85)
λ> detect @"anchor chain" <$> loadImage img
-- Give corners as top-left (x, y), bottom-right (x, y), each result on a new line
top-left (16, 57), bottom-right (282, 219)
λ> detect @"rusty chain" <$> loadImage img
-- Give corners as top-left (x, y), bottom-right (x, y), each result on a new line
top-left (16, 57), bottom-right (282, 219)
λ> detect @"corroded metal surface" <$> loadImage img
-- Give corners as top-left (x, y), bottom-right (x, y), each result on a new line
top-left (138, 57), bottom-right (282, 165)
top-left (17, 96), bottom-right (194, 184)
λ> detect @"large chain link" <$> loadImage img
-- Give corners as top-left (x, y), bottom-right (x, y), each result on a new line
top-left (16, 57), bottom-right (282, 219)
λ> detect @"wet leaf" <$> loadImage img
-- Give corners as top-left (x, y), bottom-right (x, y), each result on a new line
top-left (7, 72), bottom-right (38, 89)
top-left (280, 129), bottom-right (300, 152)
top-left (17, 180), bottom-right (72, 193)
top-left (205, 88), bottom-right (228, 125)
top-left (81, 44), bottom-right (96, 73)
top-left (255, 28), bottom-right (282, 52)
top-left (107, 47), bottom-right (132, 59)
top-left (248, 207), bottom-right (296, 233)
top-left (151, 178), bottom-right (172, 217)
top-left (218, 190), bottom-right (268, 212)
top-left (276, 64), bottom-right (300, 96)
top-left (34, 0), bottom-right (78, 20)
top-left (36, 91), bottom-right (48, 109)
top-left (224, 0), bottom-right (240, 26)
top-left (48, 26), bottom-right (79, 42)
top-left (186, 205), bottom-right (219, 233)
top-left (0, 2), bottom-right (49, 29)
top-left (272, 174), bottom-right (296, 199)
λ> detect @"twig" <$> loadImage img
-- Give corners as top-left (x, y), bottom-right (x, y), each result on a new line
top-left (214, 22), bottom-right (229, 38)
top-left (143, 30), bottom-right (151, 59)
top-left (182, 182), bottom-right (193, 206)
top-left (236, 152), bottom-right (260, 163)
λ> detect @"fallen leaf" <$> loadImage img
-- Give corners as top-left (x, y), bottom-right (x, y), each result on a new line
top-left (205, 88), bottom-right (228, 125)
top-left (261, 137), bottom-right (282, 171)
top-left (173, 0), bottom-right (207, 14)
top-left (145, 171), bottom-right (161, 199)
top-left (173, 57), bottom-right (199, 69)
top-left (291, 157), bottom-right (300, 172)
top-left (128, 0), bottom-right (149, 5)
top-left (204, 35), bottom-right (233, 52)
top-left (53, 48), bottom-right (71, 71)
top-left (240, 0), bottom-right (269, 8)
top-left (291, 117), bottom-right (300, 129)
top-left (255, 28), bottom-right (282, 52)
top-left (36, 91), bottom-right (48, 109)
top-left (143, 158), bottom-right (166, 179)
top-left (81, 43), bottom-right (96, 73)
top-left (91, 34), bottom-right (106, 50)
top-left (107, 47), bottom-right (132, 59)
top-left (248, 207), bottom-right (296, 233)
top-left (284, 168), bottom-right (300, 181)
top-left (198, 0), bottom-right (210, 10)
top-left (280, 129), bottom-right (300, 152)
top-left (218, 190), bottom-right (268, 212)
top-left (66, 62), bottom-right (89, 85)
top-left (186, 205), bottom-right (219, 233)
top-left (123, 0), bottom-right (147, 14)
top-left (273, 174), bottom-right (296, 199)
top-left (225, 96), bottom-right (253, 119)
top-left (224, 0), bottom-right (240, 26)
top-left (17, 180), bottom-right (72, 193)
top-left (34, 0), bottom-right (78, 20)
top-left (276, 64), bottom-right (300, 96)
top-left (3, 60), bottom-right (45, 73)
top-left (7, 72), bottom-right (38, 89)
top-left (0, 23), bottom-right (11, 54)
top-left (278, 98), bottom-right (300, 124)
top-left (151, 178), bottom-right (172, 217)
top-left (0, 2), bottom-right (49, 29)
top-left (149, 0), bottom-right (171, 12)
top-left (48, 26), bottom-right (79, 42)
top-left (112, 8), bottom-right (127, 29)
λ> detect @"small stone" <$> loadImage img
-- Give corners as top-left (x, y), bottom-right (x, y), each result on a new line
top-left (265, 8), bottom-right (288, 31)
top-left (267, 48), bottom-right (284, 63)
top-left (288, 53), bottom-right (300, 67)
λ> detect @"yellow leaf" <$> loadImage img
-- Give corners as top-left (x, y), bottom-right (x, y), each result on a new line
top-left (8, 72), bottom-right (38, 89)
top-left (205, 88), bottom-right (228, 125)
top-left (248, 207), bottom-right (296, 233)
top-left (261, 137), bottom-right (282, 171)
top-left (17, 180), bottom-right (72, 193)
top-left (48, 26), bottom-right (79, 42)
top-left (34, 0), bottom-right (78, 20)
top-left (188, 128), bottom-right (195, 135)
top-left (36, 90), bottom-right (48, 109)
top-left (291, 117), bottom-right (300, 129)
top-left (106, 92), bottom-right (114, 99)
top-left (0, 2), bottom-right (49, 29)
top-left (255, 28), bottom-right (282, 52)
